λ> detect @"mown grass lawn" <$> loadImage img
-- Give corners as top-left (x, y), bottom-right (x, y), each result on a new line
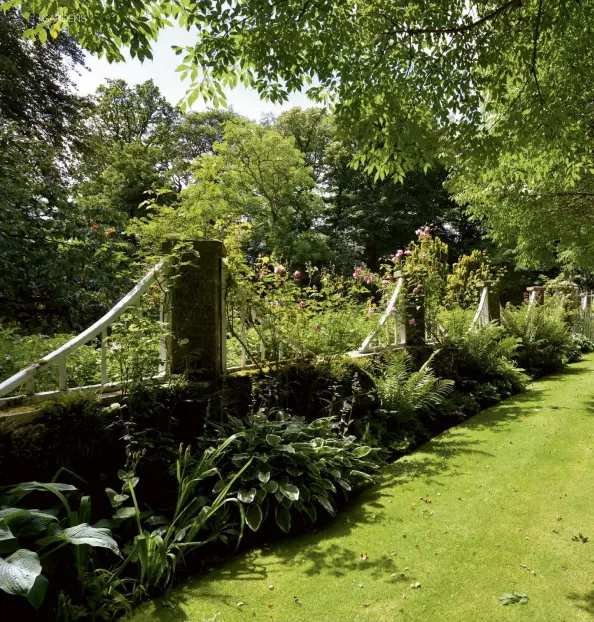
top-left (131, 354), bottom-right (594, 622)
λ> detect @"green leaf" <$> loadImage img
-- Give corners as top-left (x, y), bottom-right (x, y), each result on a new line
top-left (0, 549), bottom-right (43, 603)
top-left (280, 484), bottom-right (300, 502)
top-left (258, 471), bottom-right (271, 484)
top-left (0, 519), bottom-right (17, 554)
top-left (266, 434), bottom-right (282, 447)
top-left (8, 482), bottom-right (77, 498)
top-left (238, 488), bottom-right (257, 503)
top-left (353, 446), bottom-right (372, 459)
top-left (303, 502), bottom-right (317, 523)
top-left (0, 509), bottom-right (58, 537)
top-left (337, 479), bottom-right (352, 491)
top-left (279, 444), bottom-right (295, 453)
top-left (114, 507), bottom-right (137, 520)
top-left (39, 524), bottom-right (119, 555)
top-left (260, 480), bottom-right (278, 494)
top-left (27, 575), bottom-right (48, 609)
top-left (315, 495), bottom-right (336, 517)
top-left (245, 503), bottom-right (263, 532)
top-left (106, 488), bottom-right (129, 508)
top-left (275, 505), bottom-right (291, 533)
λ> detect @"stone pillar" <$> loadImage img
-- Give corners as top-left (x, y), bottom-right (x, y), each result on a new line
top-left (166, 240), bottom-right (227, 381)
top-left (484, 280), bottom-right (501, 323)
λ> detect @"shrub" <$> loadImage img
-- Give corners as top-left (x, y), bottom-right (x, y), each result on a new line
top-left (500, 298), bottom-right (580, 376)
top-left (203, 411), bottom-right (379, 535)
top-left (432, 308), bottom-right (529, 401)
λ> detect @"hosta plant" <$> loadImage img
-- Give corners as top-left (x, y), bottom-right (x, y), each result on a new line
top-left (203, 411), bottom-right (379, 535)
top-left (0, 481), bottom-right (119, 609)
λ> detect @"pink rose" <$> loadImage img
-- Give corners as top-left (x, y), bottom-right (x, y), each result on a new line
top-left (408, 318), bottom-right (416, 326)
top-left (294, 271), bottom-right (301, 278)
top-left (299, 301), bottom-right (306, 308)
top-left (353, 267), bottom-right (362, 279)
top-left (381, 279), bottom-right (389, 287)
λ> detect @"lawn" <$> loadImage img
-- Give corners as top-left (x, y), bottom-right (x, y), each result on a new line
top-left (130, 354), bottom-right (594, 622)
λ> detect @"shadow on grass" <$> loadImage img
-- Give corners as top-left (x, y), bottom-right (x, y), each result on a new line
top-left (145, 361), bottom-right (594, 618)
top-left (567, 589), bottom-right (594, 616)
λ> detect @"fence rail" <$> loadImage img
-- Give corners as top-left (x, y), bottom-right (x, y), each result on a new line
top-left (0, 262), bottom-right (167, 401)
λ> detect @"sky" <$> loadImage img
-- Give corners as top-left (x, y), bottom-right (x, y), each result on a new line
top-left (70, 26), bottom-right (313, 121)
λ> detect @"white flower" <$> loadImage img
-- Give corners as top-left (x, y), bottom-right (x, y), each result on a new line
top-left (178, 338), bottom-right (190, 346)
top-left (108, 402), bottom-right (122, 411)
top-left (110, 342), bottom-right (122, 352)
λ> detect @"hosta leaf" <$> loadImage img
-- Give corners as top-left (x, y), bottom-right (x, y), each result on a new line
top-left (286, 466), bottom-right (303, 477)
top-left (299, 486), bottom-right (311, 502)
top-left (309, 482), bottom-right (328, 497)
top-left (213, 479), bottom-right (227, 494)
top-left (0, 519), bottom-right (17, 554)
top-left (275, 505), bottom-right (291, 533)
top-left (349, 470), bottom-right (375, 481)
top-left (280, 484), bottom-right (300, 501)
top-left (255, 488), bottom-right (266, 504)
top-left (145, 515), bottom-right (170, 527)
top-left (260, 480), bottom-right (278, 494)
top-left (258, 471), bottom-right (271, 484)
top-left (8, 482), bottom-right (77, 499)
top-left (303, 502), bottom-right (317, 523)
top-left (0, 549), bottom-right (42, 601)
top-left (246, 503), bottom-right (263, 532)
top-left (337, 479), bottom-right (352, 491)
top-left (329, 469), bottom-right (342, 479)
top-left (266, 434), bottom-right (282, 447)
top-left (0, 508), bottom-right (58, 537)
top-left (237, 489), bottom-right (256, 503)
top-left (196, 467), bottom-right (221, 481)
top-left (279, 444), bottom-right (295, 454)
top-left (315, 495), bottom-right (336, 517)
top-left (352, 446), bottom-right (372, 459)
top-left (39, 524), bottom-right (119, 555)
top-left (320, 478), bottom-right (336, 493)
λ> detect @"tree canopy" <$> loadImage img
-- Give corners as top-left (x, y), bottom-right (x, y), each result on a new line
top-left (6, 0), bottom-right (594, 268)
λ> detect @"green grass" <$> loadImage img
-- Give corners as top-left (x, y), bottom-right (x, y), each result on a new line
top-left (131, 354), bottom-right (594, 621)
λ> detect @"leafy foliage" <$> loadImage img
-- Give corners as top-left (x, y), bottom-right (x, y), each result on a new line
top-left (501, 298), bottom-right (581, 377)
top-left (204, 411), bottom-right (379, 534)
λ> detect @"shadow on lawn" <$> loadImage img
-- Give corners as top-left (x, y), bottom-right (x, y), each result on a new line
top-left (567, 589), bottom-right (594, 616)
top-left (148, 362), bottom-right (594, 617)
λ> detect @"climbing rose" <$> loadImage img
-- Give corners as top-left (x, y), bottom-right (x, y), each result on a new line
top-left (404, 249), bottom-right (412, 256)
top-left (408, 318), bottom-right (416, 326)
top-left (299, 301), bottom-right (306, 308)
top-left (274, 265), bottom-right (285, 274)
top-left (314, 324), bottom-right (321, 332)
top-left (353, 267), bottom-right (362, 278)
top-left (381, 279), bottom-right (389, 287)
top-left (364, 274), bottom-right (375, 284)
top-left (396, 249), bottom-right (405, 258)
top-left (294, 271), bottom-right (301, 278)
top-left (91, 222), bottom-right (99, 231)
top-left (391, 307), bottom-right (398, 313)
top-left (367, 308), bottom-right (376, 315)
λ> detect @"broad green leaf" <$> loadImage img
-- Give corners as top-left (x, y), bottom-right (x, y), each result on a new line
top-left (266, 434), bottom-right (282, 446)
top-left (315, 495), bottom-right (336, 517)
top-left (245, 503), bottom-right (263, 532)
top-left (106, 488), bottom-right (129, 508)
top-left (258, 471), bottom-right (271, 484)
top-left (0, 549), bottom-right (42, 603)
top-left (275, 505), bottom-right (291, 533)
top-left (0, 519), bottom-right (17, 554)
top-left (39, 524), bottom-right (119, 555)
top-left (0, 508), bottom-right (58, 537)
top-left (237, 488), bottom-right (257, 503)
top-left (353, 446), bottom-right (372, 459)
top-left (260, 480), bottom-right (278, 494)
top-left (303, 502), bottom-right (317, 523)
top-left (337, 479), bottom-right (352, 491)
top-left (280, 484), bottom-right (300, 501)
top-left (114, 507), bottom-right (137, 520)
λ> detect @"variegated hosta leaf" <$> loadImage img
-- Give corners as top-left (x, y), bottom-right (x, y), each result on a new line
top-left (0, 508), bottom-right (58, 537)
top-left (8, 482), bottom-right (77, 499)
top-left (38, 524), bottom-right (119, 555)
top-left (0, 549), bottom-right (42, 596)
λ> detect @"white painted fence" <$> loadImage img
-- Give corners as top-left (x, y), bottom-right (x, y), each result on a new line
top-left (0, 262), bottom-right (168, 405)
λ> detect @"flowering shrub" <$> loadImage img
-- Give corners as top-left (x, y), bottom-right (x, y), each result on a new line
top-left (445, 249), bottom-right (504, 309)
top-left (226, 260), bottom-right (384, 363)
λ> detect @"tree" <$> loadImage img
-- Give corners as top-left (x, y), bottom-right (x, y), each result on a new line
top-left (14, 0), bottom-right (593, 267)
top-left (274, 107), bottom-right (483, 270)
top-left (73, 80), bottom-right (181, 222)
top-left (133, 119), bottom-right (330, 265)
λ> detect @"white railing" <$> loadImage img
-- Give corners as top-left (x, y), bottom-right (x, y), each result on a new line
top-left (0, 262), bottom-right (167, 401)
top-left (469, 285), bottom-right (490, 330)
top-left (357, 277), bottom-right (406, 354)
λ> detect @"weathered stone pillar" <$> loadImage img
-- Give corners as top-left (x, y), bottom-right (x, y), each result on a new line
top-left (484, 280), bottom-right (501, 323)
top-left (166, 241), bottom-right (227, 381)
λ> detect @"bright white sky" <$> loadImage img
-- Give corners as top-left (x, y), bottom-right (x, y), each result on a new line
top-left (70, 26), bottom-right (313, 121)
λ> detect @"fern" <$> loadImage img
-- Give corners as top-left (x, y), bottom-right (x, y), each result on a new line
top-left (375, 351), bottom-right (454, 418)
